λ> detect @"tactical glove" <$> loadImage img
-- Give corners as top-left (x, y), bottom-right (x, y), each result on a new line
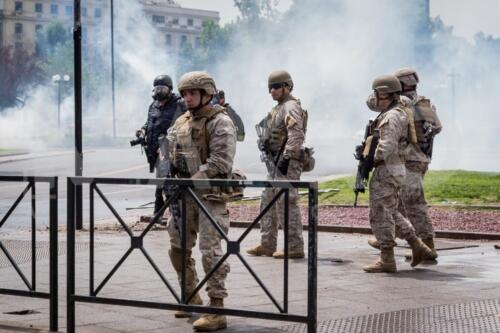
top-left (277, 157), bottom-right (290, 175)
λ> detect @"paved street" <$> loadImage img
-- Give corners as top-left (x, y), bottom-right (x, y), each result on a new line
top-left (0, 147), bottom-right (330, 230)
top-left (0, 225), bottom-right (499, 332)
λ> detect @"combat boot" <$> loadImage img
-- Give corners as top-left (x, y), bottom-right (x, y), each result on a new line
top-left (367, 237), bottom-right (380, 249)
top-left (407, 237), bottom-right (433, 267)
top-left (174, 292), bottom-right (203, 318)
top-left (422, 238), bottom-right (438, 259)
top-left (404, 238), bottom-right (438, 261)
top-left (193, 298), bottom-right (227, 332)
top-left (246, 244), bottom-right (274, 257)
top-left (272, 249), bottom-right (305, 259)
top-left (363, 248), bottom-right (397, 273)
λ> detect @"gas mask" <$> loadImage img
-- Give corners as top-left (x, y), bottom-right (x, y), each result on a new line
top-left (152, 85), bottom-right (170, 101)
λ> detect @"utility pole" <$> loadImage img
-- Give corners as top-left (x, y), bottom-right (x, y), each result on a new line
top-left (448, 71), bottom-right (458, 125)
top-left (73, 0), bottom-right (83, 230)
top-left (110, 0), bottom-right (116, 138)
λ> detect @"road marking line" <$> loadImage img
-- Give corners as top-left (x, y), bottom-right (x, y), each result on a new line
top-left (97, 164), bottom-right (147, 176)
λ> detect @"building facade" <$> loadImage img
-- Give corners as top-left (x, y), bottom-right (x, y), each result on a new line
top-left (140, 0), bottom-right (219, 52)
top-left (0, 0), bottom-right (219, 53)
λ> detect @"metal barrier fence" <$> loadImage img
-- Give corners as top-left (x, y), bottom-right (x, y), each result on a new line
top-left (67, 176), bottom-right (318, 333)
top-left (0, 176), bottom-right (58, 332)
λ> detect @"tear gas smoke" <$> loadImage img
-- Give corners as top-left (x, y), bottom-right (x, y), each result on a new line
top-left (0, 0), bottom-right (498, 175)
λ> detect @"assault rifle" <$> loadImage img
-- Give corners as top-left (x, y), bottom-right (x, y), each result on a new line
top-left (353, 120), bottom-right (379, 207)
top-left (420, 121), bottom-right (435, 158)
top-left (256, 118), bottom-right (275, 174)
top-left (256, 118), bottom-right (287, 177)
top-left (158, 135), bottom-right (182, 233)
top-left (130, 130), bottom-right (156, 173)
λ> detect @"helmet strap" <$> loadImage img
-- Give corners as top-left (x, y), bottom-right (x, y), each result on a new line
top-left (192, 90), bottom-right (212, 112)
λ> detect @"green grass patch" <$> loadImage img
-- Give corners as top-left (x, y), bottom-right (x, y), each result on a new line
top-left (318, 170), bottom-right (500, 206)
top-left (0, 148), bottom-right (18, 154)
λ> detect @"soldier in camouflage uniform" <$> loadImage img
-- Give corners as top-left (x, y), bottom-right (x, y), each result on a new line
top-left (247, 70), bottom-right (307, 259)
top-left (395, 68), bottom-right (442, 260)
top-left (166, 71), bottom-right (237, 331)
top-left (363, 74), bottom-right (433, 273)
top-left (366, 69), bottom-right (441, 262)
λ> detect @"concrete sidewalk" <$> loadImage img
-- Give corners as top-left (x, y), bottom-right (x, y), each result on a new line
top-left (0, 227), bottom-right (499, 332)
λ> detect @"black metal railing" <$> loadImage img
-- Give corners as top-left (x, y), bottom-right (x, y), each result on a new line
top-left (67, 176), bottom-right (317, 333)
top-left (0, 176), bottom-right (58, 332)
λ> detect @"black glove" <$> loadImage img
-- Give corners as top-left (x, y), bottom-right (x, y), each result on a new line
top-left (277, 157), bottom-right (290, 175)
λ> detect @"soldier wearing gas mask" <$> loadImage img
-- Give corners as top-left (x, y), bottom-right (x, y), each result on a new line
top-left (135, 75), bottom-right (185, 215)
top-left (363, 74), bottom-right (433, 273)
top-left (366, 69), bottom-right (442, 262)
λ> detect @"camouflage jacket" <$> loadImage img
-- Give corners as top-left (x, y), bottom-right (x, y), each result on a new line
top-left (267, 94), bottom-right (307, 160)
top-left (167, 105), bottom-right (237, 178)
top-left (374, 102), bottom-right (410, 180)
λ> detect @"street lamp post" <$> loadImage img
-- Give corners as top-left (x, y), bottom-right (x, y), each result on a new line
top-left (52, 74), bottom-right (70, 131)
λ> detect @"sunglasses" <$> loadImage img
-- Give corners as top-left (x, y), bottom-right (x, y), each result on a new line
top-left (268, 83), bottom-right (285, 91)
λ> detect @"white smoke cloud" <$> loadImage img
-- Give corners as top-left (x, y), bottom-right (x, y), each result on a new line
top-left (1, 0), bottom-right (498, 174)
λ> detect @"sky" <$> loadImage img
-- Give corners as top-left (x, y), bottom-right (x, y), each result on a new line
top-left (177, 0), bottom-right (500, 41)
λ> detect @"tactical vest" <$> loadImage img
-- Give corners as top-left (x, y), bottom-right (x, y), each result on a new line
top-left (267, 101), bottom-right (308, 154)
top-left (172, 106), bottom-right (224, 177)
top-left (412, 97), bottom-right (438, 143)
top-left (366, 105), bottom-right (410, 165)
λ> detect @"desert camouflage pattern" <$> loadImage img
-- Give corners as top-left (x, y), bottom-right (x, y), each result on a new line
top-left (370, 103), bottom-right (417, 249)
top-left (166, 106), bottom-right (236, 299)
top-left (259, 94), bottom-right (306, 252)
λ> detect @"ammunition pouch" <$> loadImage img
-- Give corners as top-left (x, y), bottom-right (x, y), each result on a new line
top-left (202, 169), bottom-right (247, 203)
top-left (299, 147), bottom-right (315, 172)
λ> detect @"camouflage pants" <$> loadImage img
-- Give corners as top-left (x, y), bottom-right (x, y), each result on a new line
top-left (399, 162), bottom-right (434, 240)
top-left (369, 165), bottom-right (416, 249)
top-left (167, 192), bottom-right (230, 299)
top-left (154, 157), bottom-right (170, 214)
top-left (260, 159), bottom-right (304, 252)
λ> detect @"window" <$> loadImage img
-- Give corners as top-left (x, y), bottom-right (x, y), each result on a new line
top-left (50, 4), bottom-right (58, 15)
top-left (82, 7), bottom-right (87, 17)
top-left (195, 37), bottom-right (201, 47)
top-left (15, 23), bottom-right (23, 34)
top-left (35, 3), bottom-right (43, 13)
top-left (172, 17), bottom-right (179, 25)
top-left (94, 7), bottom-right (101, 18)
top-left (188, 18), bottom-right (193, 26)
top-left (165, 34), bottom-right (172, 46)
top-left (65, 5), bottom-right (72, 16)
top-left (180, 35), bottom-right (187, 46)
top-left (152, 15), bottom-right (165, 24)
top-left (35, 24), bottom-right (43, 31)
top-left (15, 2), bottom-right (23, 12)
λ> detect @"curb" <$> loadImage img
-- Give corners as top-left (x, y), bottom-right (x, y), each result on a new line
top-left (0, 151), bottom-right (29, 158)
top-left (229, 221), bottom-right (500, 241)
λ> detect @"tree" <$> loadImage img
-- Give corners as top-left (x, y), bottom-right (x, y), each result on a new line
top-left (234, 0), bottom-right (277, 22)
top-left (176, 20), bottom-right (235, 71)
top-left (0, 46), bottom-right (43, 109)
top-left (35, 21), bottom-right (72, 58)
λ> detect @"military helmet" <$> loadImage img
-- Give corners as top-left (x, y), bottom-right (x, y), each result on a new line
top-left (268, 70), bottom-right (293, 88)
top-left (153, 75), bottom-right (173, 88)
top-left (217, 90), bottom-right (225, 98)
top-left (394, 68), bottom-right (419, 87)
top-left (178, 71), bottom-right (217, 95)
top-left (372, 74), bottom-right (402, 94)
